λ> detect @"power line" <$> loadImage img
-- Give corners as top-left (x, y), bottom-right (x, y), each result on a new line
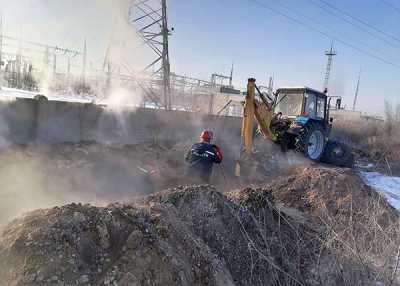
top-left (244, 0), bottom-right (400, 69)
top-left (317, 0), bottom-right (400, 44)
top-left (274, 0), bottom-right (382, 54)
top-left (381, 0), bottom-right (400, 15)
top-left (307, 0), bottom-right (400, 49)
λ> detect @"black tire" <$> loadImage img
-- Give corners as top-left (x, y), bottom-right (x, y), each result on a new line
top-left (321, 140), bottom-right (354, 168)
top-left (34, 94), bottom-right (48, 102)
top-left (297, 123), bottom-right (326, 161)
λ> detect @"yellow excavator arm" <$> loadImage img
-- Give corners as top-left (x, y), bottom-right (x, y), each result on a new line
top-left (236, 78), bottom-right (277, 177)
top-left (241, 79), bottom-right (256, 154)
top-left (241, 78), bottom-right (277, 154)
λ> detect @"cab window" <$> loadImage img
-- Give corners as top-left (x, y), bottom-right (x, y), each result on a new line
top-left (304, 93), bottom-right (316, 117)
top-left (316, 97), bottom-right (325, 118)
top-left (274, 92), bottom-right (304, 117)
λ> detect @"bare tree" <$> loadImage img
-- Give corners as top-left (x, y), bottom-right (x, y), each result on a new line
top-left (396, 103), bottom-right (400, 123)
top-left (384, 100), bottom-right (394, 137)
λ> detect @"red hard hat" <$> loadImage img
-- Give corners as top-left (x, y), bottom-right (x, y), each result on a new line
top-left (200, 130), bottom-right (213, 141)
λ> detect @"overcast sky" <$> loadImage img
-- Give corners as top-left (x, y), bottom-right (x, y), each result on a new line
top-left (1, 0), bottom-right (399, 115)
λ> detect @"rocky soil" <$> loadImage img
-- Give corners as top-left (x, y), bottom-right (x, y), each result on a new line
top-left (0, 166), bottom-right (399, 286)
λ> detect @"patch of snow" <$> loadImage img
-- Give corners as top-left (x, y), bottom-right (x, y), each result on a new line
top-left (0, 87), bottom-right (192, 111)
top-left (0, 87), bottom-right (36, 99)
top-left (0, 87), bottom-right (94, 103)
top-left (360, 171), bottom-right (400, 210)
top-left (47, 95), bottom-right (93, 104)
top-left (355, 162), bottom-right (374, 169)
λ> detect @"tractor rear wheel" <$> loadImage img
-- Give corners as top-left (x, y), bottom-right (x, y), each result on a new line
top-left (321, 140), bottom-right (354, 168)
top-left (297, 123), bottom-right (326, 161)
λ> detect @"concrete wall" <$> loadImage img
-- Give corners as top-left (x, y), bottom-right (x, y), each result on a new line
top-left (330, 109), bottom-right (362, 122)
top-left (0, 98), bottom-right (242, 150)
top-left (0, 98), bottom-right (37, 144)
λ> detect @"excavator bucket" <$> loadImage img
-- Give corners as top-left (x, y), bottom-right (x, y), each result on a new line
top-left (235, 160), bottom-right (241, 177)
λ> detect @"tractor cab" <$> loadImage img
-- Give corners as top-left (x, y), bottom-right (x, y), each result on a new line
top-left (270, 87), bottom-right (331, 161)
top-left (274, 87), bottom-right (328, 124)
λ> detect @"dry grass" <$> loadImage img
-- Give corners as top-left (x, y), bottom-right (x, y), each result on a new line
top-left (231, 167), bottom-right (400, 285)
top-left (234, 191), bottom-right (400, 285)
top-left (315, 195), bottom-right (400, 286)
top-left (331, 119), bottom-right (400, 175)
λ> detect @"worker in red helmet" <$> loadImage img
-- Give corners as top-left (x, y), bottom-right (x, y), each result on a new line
top-left (185, 130), bottom-right (223, 183)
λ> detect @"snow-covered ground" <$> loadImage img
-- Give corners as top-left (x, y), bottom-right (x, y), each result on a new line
top-left (360, 171), bottom-right (400, 210)
top-left (0, 87), bottom-right (189, 111)
top-left (0, 87), bottom-right (94, 103)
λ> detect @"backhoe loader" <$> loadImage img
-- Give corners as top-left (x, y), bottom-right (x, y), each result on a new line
top-left (237, 78), bottom-right (353, 175)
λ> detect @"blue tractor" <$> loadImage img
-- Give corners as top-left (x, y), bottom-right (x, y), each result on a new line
top-left (241, 79), bottom-right (353, 168)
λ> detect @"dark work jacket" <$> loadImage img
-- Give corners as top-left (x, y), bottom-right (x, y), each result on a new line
top-left (185, 142), bottom-right (222, 183)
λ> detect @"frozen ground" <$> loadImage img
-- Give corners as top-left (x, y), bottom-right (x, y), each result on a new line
top-left (360, 171), bottom-right (400, 210)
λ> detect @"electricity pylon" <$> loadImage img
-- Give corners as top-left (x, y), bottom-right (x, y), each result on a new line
top-left (131, 0), bottom-right (172, 109)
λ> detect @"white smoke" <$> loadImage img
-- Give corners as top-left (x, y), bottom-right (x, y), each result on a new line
top-left (107, 86), bottom-right (143, 109)
top-left (97, 0), bottom-right (144, 71)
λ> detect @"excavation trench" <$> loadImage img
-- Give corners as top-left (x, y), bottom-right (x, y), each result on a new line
top-left (0, 101), bottom-right (398, 285)
top-left (0, 137), bottom-right (308, 226)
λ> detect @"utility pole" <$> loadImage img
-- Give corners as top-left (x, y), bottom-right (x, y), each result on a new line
top-left (16, 54), bottom-right (22, 88)
top-left (43, 46), bottom-right (50, 69)
top-left (67, 56), bottom-right (71, 87)
top-left (229, 63), bottom-right (234, 87)
top-left (352, 69), bottom-right (361, 111)
top-left (82, 38), bottom-right (87, 84)
top-left (53, 53), bottom-right (57, 76)
top-left (267, 75), bottom-right (274, 97)
top-left (0, 16), bottom-right (3, 70)
top-left (323, 42), bottom-right (337, 92)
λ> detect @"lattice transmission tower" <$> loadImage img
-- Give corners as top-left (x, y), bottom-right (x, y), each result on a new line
top-left (131, 0), bottom-right (172, 109)
top-left (323, 43), bottom-right (337, 92)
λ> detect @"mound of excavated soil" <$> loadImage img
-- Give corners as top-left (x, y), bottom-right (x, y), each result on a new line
top-left (0, 166), bottom-right (398, 286)
top-left (0, 185), bottom-right (311, 286)
top-left (265, 166), bottom-right (398, 226)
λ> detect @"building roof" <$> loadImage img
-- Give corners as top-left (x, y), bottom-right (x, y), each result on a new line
top-left (276, 86), bottom-right (325, 95)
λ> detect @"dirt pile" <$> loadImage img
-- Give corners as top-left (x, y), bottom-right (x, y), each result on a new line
top-left (264, 165), bottom-right (398, 226)
top-left (0, 185), bottom-right (311, 286)
top-left (249, 165), bottom-right (400, 285)
top-left (0, 166), bottom-right (398, 286)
